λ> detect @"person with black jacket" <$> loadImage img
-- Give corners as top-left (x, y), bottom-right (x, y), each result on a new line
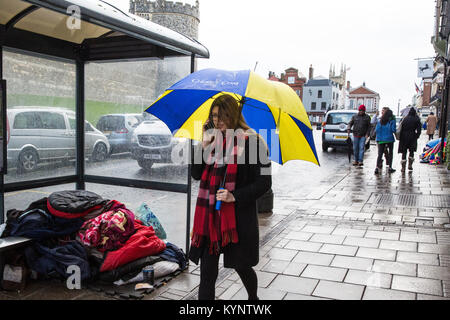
top-left (189, 94), bottom-right (271, 300)
top-left (398, 107), bottom-right (422, 172)
top-left (347, 105), bottom-right (371, 166)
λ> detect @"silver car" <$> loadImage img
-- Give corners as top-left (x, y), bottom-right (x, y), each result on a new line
top-left (7, 107), bottom-right (110, 173)
top-left (321, 110), bottom-right (358, 151)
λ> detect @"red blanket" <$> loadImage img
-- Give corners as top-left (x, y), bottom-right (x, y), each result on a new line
top-left (100, 220), bottom-right (166, 272)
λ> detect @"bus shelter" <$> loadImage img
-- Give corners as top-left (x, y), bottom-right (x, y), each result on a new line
top-left (0, 0), bottom-right (209, 255)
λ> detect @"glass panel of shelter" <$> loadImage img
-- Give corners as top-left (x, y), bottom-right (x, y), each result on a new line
top-left (3, 50), bottom-right (76, 183)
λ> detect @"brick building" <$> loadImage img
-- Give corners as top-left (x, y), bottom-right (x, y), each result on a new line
top-left (268, 67), bottom-right (307, 100)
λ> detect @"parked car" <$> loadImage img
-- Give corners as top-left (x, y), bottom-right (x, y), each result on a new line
top-left (7, 107), bottom-right (110, 173)
top-left (130, 115), bottom-right (186, 171)
top-left (96, 113), bottom-right (144, 154)
top-left (321, 110), bottom-right (358, 151)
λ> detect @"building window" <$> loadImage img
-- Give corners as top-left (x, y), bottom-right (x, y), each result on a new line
top-left (333, 92), bottom-right (335, 99)
top-left (318, 90), bottom-right (322, 98)
top-left (336, 93), bottom-right (339, 100)
top-left (311, 102), bottom-right (316, 110)
top-left (288, 76), bottom-right (295, 84)
top-left (321, 102), bottom-right (327, 110)
top-left (350, 100), bottom-right (354, 109)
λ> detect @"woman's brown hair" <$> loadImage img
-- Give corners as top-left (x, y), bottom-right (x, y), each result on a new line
top-left (209, 94), bottom-right (250, 131)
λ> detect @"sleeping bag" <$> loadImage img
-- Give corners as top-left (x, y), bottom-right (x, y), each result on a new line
top-left (99, 220), bottom-right (166, 272)
top-left (47, 190), bottom-right (108, 219)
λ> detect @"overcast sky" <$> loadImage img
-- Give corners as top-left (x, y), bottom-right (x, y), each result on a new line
top-left (108, 0), bottom-right (435, 111)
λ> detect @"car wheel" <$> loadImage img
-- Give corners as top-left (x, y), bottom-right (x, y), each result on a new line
top-left (92, 142), bottom-right (108, 162)
top-left (322, 143), bottom-right (329, 152)
top-left (138, 159), bottom-right (153, 171)
top-left (18, 149), bottom-right (38, 173)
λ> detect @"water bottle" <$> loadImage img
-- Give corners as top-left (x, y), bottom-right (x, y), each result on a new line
top-left (215, 187), bottom-right (225, 211)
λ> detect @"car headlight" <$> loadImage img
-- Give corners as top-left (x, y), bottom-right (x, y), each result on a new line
top-left (131, 134), bottom-right (137, 143)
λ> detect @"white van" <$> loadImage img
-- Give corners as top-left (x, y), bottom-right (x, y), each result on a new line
top-left (7, 107), bottom-right (110, 173)
top-left (321, 110), bottom-right (358, 151)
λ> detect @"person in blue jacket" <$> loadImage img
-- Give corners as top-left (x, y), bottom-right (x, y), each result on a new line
top-left (375, 108), bottom-right (396, 174)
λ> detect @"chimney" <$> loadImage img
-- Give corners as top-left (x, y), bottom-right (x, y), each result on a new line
top-left (347, 81), bottom-right (350, 90)
top-left (309, 64), bottom-right (314, 80)
top-left (363, 81), bottom-right (366, 87)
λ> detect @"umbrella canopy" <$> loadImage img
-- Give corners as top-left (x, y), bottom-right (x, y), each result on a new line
top-left (145, 68), bottom-right (319, 165)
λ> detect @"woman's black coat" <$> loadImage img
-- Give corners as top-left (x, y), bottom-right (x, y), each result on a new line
top-left (188, 134), bottom-right (272, 269)
top-left (398, 115), bottom-right (422, 153)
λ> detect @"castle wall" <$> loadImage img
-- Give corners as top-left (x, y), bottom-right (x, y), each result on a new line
top-left (130, 0), bottom-right (200, 39)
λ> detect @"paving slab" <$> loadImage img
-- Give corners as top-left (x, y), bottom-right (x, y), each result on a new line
top-left (418, 243), bottom-right (450, 255)
top-left (362, 287), bottom-right (416, 300)
top-left (284, 240), bottom-right (323, 252)
top-left (300, 265), bottom-right (348, 282)
top-left (356, 247), bottom-right (397, 261)
top-left (292, 251), bottom-right (335, 266)
top-left (282, 262), bottom-right (307, 276)
top-left (268, 275), bottom-right (319, 295)
top-left (301, 225), bottom-right (336, 234)
top-left (392, 275), bottom-right (443, 296)
top-left (310, 233), bottom-right (346, 245)
top-left (365, 230), bottom-right (400, 241)
top-left (283, 293), bottom-right (330, 300)
top-left (312, 280), bottom-right (364, 300)
top-left (261, 259), bottom-right (291, 274)
top-left (332, 227), bottom-right (367, 237)
top-left (285, 231), bottom-right (314, 241)
top-left (417, 265), bottom-right (450, 280)
top-left (396, 251), bottom-right (440, 266)
top-left (265, 247), bottom-right (299, 262)
top-left (379, 239), bottom-right (418, 252)
top-left (344, 270), bottom-right (392, 288)
top-left (400, 232), bottom-right (436, 243)
top-left (344, 236), bottom-right (380, 248)
top-left (331, 255), bottom-right (374, 271)
top-left (371, 260), bottom-right (417, 276)
top-left (319, 243), bottom-right (358, 256)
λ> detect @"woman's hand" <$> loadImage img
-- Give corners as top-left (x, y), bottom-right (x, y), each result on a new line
top-left (202, 120), bottom-right (216, 148)
top-left (216, 188), bottom-right (235, 203)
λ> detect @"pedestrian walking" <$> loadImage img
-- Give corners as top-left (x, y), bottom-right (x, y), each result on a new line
top-left (374, 108), bottom-right (396, 174)
top-left (398, 107), bottom-right (422, 173)
top-left (347, 104), bottom-right (371, 166)
top-left (189, 94), bottom-right (271, 300)
top-left (425, 112), bottom-right (437, 141)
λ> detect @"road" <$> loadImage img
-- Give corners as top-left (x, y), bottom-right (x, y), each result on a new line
top-left (3, 128), bottom-right (356, 250)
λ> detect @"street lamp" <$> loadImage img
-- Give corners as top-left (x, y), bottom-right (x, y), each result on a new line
top-left (397, 99), bottom-right (401, 116)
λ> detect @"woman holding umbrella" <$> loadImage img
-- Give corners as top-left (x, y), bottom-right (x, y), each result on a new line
top-left (189, 94), bottom-right (272, 300)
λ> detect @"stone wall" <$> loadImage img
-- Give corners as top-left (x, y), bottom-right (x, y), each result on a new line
top-left (3, 51), bottom-right (189, 107)
top-left (130, 0), bottom-right (200, 39)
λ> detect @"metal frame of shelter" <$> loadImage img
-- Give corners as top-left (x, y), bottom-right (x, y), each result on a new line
top-left (0, 0), bottom-right (209, 255)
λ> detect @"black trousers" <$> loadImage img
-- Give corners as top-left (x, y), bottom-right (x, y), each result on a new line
top-left (401, 147), bottom-right (414, 160)
top-left (198, 247), bottom-right (258, 300)
top-left (377, 142), bottom-right (394, 168)
top-left (428, 134), bottom-right (434, 140)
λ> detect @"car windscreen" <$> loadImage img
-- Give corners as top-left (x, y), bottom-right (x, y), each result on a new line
top-left (97, 116), bottom-right (125, 131)
top-left (326, 113), bottom-right (355, 124)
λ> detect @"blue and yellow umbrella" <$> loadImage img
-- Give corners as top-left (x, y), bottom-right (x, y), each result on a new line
top-left (145, 68), bottom-right (319, 165)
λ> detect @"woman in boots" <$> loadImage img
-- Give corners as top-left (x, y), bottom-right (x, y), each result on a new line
top-left (397, 108), bottom-right (422, 173)
top-left (375, 108), bottom-right (396, 174)
top-left (189, 94), bottom-right (271, 300)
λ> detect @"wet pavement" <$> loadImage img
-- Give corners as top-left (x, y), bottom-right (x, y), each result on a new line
top-left (1, 133), bottom-right (449, 300)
